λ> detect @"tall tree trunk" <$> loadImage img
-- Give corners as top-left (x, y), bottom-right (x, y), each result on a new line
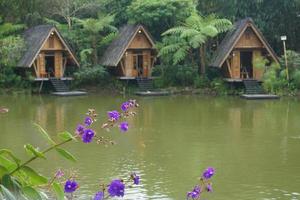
top-left (199, 45), bottom-right (206, 75)
top-left (67, 17), bottom-right (72, 30)
top-left (92, 37), bottom-right (98, 65)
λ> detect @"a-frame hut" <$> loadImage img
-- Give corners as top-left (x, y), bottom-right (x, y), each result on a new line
top-left (100, 24), bottom-right (156, 79)
top-left (210, 18), bottom-right (279, 81)
top-left (17, 25), bottom-right (79, 80)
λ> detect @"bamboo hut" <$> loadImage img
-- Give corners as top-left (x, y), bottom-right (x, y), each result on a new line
top-left (100, 24), bottom-right (156, 79)
top-left (17, 25), bottom-right (79, 81)
top-left (210, 18), bottom-right (279, 81)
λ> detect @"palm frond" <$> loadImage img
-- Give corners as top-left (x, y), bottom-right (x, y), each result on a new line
top-left (189, 34), bottom-right (206, 48)
top-left (162, 26), bottom-right (188, 36)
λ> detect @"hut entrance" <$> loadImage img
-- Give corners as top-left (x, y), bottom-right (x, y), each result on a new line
top-left (133, 54), bottom-right (144, 77)
top-left (240, 51), bottom-right (253, 79)
top-left (45, 55), bottom-right (55, 77)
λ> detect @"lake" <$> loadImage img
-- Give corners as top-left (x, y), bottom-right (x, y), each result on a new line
top-left (1, 94), bottom-right (300, 199)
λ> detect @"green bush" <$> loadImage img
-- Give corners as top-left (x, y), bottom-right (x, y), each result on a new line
top-left (193, 75), bottom-right (210, 88)
top-left (73, 65), bottom-right (110, 86)
top-left (152, 64), bottom-right (198, 87)
top-left (292, 69), bottom-right (300, 89)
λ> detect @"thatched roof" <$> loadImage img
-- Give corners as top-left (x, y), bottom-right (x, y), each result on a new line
top-left (100, 24), bottom-right (155, 67)
top-left (210, 18), bottom-right (278, 67)
top-left (17, 25), bottom-right (79, 67)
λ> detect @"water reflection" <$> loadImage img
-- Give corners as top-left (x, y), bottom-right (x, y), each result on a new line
top-left (1, 95), bottom-right (300, 199)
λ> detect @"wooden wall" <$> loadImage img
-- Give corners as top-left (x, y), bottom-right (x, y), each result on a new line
top-left (231, 51), bottom-right (241, 79)
top-left (235, 27), bottom-right (263, 49)
top-left (128, 30), bottom-right (152, 49)
top-left (54, 51), bottom-right (63, 78)
top-left (121, 50), bottom-right (153, 77)
top-left (42, 32), bottom-right (64, 50)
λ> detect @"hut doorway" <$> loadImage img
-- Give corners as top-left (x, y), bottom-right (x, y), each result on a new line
top-left (133, 54), bottom-right (144, 77)
top-left (45, 55), bottom-right (55, 77)
top-left (240, 51), bottom-right (253, 79)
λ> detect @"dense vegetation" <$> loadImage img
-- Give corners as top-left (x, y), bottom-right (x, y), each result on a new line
top-left (0, 0), bottom-right (299, 94)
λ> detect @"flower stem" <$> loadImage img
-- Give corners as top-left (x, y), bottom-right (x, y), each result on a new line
top-left (9, 138), bottom-right (72, 175)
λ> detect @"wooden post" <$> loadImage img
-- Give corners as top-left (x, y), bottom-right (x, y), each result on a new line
top-left (283, 40), bottom-right (289, 81)
top-left (226, 59), bottom-right (233, 78)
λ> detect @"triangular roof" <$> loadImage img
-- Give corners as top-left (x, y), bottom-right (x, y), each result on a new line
top-left (210, 18), bottom-right (279, 67)
top-left (17, 25), bottom-right (79, 67)
top-left (100, 24), bottom-right (155, 67)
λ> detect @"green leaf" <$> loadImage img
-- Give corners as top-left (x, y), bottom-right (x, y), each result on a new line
top-left (33, 123), bottom-right (56, 145)
top-left (52, 182), bottom-right (64, 200)
top-left (0, 155), bottom-right (17, 172)
top-left (1, 174), bottom-right (14, 191)
top-left (22, 186), bottom-right (42, 200)
top-left (58, 131), bottom-right (77, 142)
top-left (0, 184), bottom-right (16, 200)
top-left (55, 148), bottom-right (77, 162)
top-left (0, 165), bottom-right (8, 178)
top-left (0, 149), bottom-right (21, 165)
top-left (24, 144), bottom-right (46, 159)
top-left (20, 166), bottom-right (48, 186)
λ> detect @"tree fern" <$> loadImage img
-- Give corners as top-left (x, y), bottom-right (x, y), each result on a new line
top-left (160, 12), bottom-right (232, 73)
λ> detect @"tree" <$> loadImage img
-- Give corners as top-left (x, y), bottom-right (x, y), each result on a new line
top-left (49, 0), bottom-right (103, 29)
top-left (127, 0), bottom-right (194, 39)
top-left (73, 14), bottom-right (117, 65)
top-left (161, 12), bottom-right (232, 74)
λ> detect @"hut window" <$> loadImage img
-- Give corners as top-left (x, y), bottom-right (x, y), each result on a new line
top-left (49, 34), bottom-right (54, 48)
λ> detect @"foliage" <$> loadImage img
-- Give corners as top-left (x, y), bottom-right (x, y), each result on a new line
top-left (153, 64), bottom-right (198, 87)
top-left (262, 62), bottom-right (288, 94)
top-left (73, 65), bottom-right (110, 86)
top-left (160, 12), bottom-right (232, 74)
top-left (127, 0), bottom-right (195, 39)
top-left (281, 50), bottom-right (300, 71)
top-left (0, 33), bottom-right (28, 88)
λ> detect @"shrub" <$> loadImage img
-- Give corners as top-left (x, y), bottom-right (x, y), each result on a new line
top-left (73, 65), bottom-right (110, 86)
top-left (152, 64), bottom-right (198, 87)
top-left (292, 69), bottom-right (300, 89)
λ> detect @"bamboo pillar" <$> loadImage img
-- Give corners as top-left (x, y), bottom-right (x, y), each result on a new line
top-left (54, 51), bottom-right (63, 78)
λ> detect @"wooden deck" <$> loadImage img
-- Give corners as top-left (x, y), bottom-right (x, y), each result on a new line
top-left (224, 78), bottom-right (262, 83)
top-left (34, 77), bottom-right (74, 81)
top-left (241, 94), bottom-right (280, 100)
top-left (52, 91), bottom-right (87, 96)
top-left (135, 90), bottom-right (170, 96)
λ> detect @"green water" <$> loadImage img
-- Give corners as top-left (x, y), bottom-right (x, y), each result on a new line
top-left (1, 95), bottom-right (300, 200)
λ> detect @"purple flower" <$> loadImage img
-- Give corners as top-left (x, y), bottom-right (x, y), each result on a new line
top-left (93, 191), bottom-right (104, 200)
top-left (64, 180), bottom-right (78, 193)
top-left (202, 167), bottom-right (215, 179)
top-left (84, 117), bottom-right (93, 126)
top-left (119, 122), bottom-right (129, 132)
top-left (131, 173), bottom-right (140, 185)
top-left (55, 169), bottom-right (64, 178)
top-left (108, 179), bottom-right (125, 197)
top-left (75, 124), bottom-right (85, 135)
top-left (187, 185), bottom-right (201, 199)
top-left (121, 102), bottom-right (130, 112)
top-left (206, 183), bottom-right (213, 192)
top-left (108, 110), bottom-right (120, 121)
top-left (82, 129), bottom-right (95, 143)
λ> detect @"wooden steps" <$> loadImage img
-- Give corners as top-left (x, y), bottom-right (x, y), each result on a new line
top-left (137, 78), bottom-right (153, 91)
top-left (243, 79), bottom-right (265, 94)
top-left (241, 79), bottom-right (279, 99)
top-left (50, 78), bottom-right (70, 92)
